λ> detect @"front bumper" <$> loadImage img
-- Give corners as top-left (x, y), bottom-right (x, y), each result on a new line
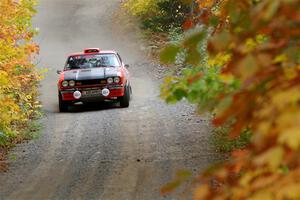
top-left (60, 85), bottom-right (124, 101)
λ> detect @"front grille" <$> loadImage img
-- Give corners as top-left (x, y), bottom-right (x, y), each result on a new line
top-left (76, 79), bottom-right (106, 86)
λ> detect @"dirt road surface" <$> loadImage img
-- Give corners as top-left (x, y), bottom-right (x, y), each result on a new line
top-left (0, 1), bottom-right (219, 199)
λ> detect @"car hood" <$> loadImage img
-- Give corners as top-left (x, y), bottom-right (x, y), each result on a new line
top-left (63, 67), bottom-right (120, 80)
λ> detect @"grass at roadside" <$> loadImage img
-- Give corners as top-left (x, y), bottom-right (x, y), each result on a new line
top-left (211, 125), bottom-right (252, 153)
top-left (0, 115), bottom-right (43, 172)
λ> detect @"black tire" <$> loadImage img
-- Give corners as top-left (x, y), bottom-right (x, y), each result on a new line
top-left (129, 85), bottom-right (132, 99)
top-left (119, 86), bottom-right (130, 108)
top-left (59, 93), bottom-right (68, 112)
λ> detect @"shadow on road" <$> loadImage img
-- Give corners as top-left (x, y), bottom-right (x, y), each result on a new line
top-left (65, 102), bottom-right (122, 113)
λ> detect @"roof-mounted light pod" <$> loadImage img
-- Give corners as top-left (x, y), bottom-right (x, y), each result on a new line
top-left (84, 48), bottom-right (100, 54)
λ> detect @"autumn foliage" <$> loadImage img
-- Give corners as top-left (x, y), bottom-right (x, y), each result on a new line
top-left (160, 0), bottom-right (300, 199)
top-left (123, 0), bottom-right (190, 32)
top-left (0, 0), bottom-right (41, 146)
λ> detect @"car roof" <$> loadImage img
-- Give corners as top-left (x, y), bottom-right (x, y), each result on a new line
top-left (68, 50), bottom-right (117, 57)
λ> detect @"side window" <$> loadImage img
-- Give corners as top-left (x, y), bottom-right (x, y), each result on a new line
top-left (64, 56), bottom-right (78, 70)
top-left (117, 53), bottom-right (123, 64)
top-left (64, 57), bottom-right (70, 70)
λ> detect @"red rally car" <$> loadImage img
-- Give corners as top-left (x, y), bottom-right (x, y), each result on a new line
top-left (57, 48), bottom-right (132, 112)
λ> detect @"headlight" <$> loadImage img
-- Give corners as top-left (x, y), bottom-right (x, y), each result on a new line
top-left (114, 77), bottom-right (120, 83)
top-left (107, 77), bottom-right (113, 84)
top-left (69, 80), bottom-right (75, 87)
top-left (62, 81), bottom-right (69, 87)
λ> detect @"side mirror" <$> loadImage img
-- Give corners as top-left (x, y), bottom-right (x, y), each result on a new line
top-left (124, 64), bottom-right (130, 68)
top-left (57, 70), bottom-right (62, 74)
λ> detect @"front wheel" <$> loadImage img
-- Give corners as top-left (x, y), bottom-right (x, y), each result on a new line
top-left (59, 93), bottom-right (69, 112)
top-left (119, 86), bottom-right (130, 108)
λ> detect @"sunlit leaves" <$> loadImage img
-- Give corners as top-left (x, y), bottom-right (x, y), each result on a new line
top-left (254, 146), bottom-right (285, 170)
top-left (160, 45), bottom-right (181, 64)
top-left (123, 0), bottom-right (161, 16)
top-left (0, 71), bottom-right (9, 85)
top-left (196, 0), bottom-right (216, 8)
top-left (0, 0), bottom-right (41, 144)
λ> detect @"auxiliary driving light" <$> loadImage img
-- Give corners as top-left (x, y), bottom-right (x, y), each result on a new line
top-left (73, 91), bottom-right (82, 99)
top-left (102, 88), bottom-right (110, 97)
top-left (69, 80), bottom-right (75, 87)
top-left (114, 77), bottom-right (120, 83)
top-left (107, 78), bottom-right (113, 84)
top-left (62, 81), bottom-right (68, 87)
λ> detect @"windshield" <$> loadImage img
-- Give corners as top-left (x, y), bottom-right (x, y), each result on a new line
top-left (65, 53), bottom-right (120, 70)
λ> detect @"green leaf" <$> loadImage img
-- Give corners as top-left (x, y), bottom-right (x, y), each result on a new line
top-left (185, 50), bottom-right (201, 66)
top-left (160, 180), bottom-right (181, 195)
top-left (173, 88), bottom-right (187, 100)
top-left (160, 44), bottom-right (181, 64)
top-left (166, 95), bottom-right (179, 104)
top-left (280, 165), bottom-right (289, 174)
top-left (210, 16), bottom-right (219, 27)
top-left (184, 30), bottom-right (207, 49)
top-left (0, 131), bottom-right (7, 146)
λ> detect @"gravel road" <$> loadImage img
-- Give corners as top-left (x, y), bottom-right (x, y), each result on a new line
top-left (0, 0), bottom-right (219, 199)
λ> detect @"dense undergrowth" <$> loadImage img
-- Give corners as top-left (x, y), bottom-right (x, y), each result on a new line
top-left (124, 0), bottom-right (190, 32)
top-left (0, 0), bottom-right (42, 164)
top-left (123, 0), bottom-right (248, 152)
top-left (123, 0), bottom-right (191, 58)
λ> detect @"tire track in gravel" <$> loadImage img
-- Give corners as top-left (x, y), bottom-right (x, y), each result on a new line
top-left (54, 109), bottom-right (123, 200)
top-left (100, 75), bottom-right (171, 200)
top-left (6, 113), bottom-right (85, 200)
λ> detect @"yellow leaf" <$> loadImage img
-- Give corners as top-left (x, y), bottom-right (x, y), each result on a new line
top-left (194, 185), bottom-right (210, 200)
top-left (254, 146), bottom-right (284, 170)
top-left (283, 67), bottom-right (298, 80)
top-left (237, 54), bottom-right (258, 81)
top-left (272, 87), bottom-right (300, 109)
top-left (219, 73), bottom-right (234, 84)
top-left (0, 70), bottom-right (8, 85)
top-left (273, 54), bottom-right (287, 64)
top-left (276, 183), bottom-right (300, 199)
top-left (244, 38), bottom-right (257, 53)
top-left (249, 191), bottom-right (273, 200)
top-left (240, 169), bottom-right (263, 187)
top-left (278, 128), bottom-right (300, 150)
